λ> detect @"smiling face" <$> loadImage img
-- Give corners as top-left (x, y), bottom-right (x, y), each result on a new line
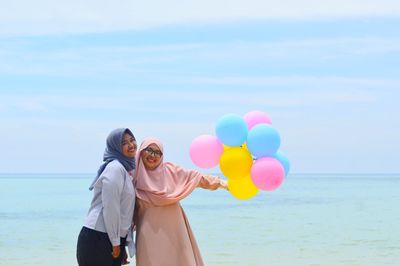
top-left (121, 133), bottom-right (137, 158)
top-left (140, 143), bottom-right (163, 170)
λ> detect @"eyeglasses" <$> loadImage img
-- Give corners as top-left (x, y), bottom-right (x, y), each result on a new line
top-left (143, 147), bottom-right (163, 157)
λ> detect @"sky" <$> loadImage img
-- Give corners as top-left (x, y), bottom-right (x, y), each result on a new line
top-left (0, 0), bottom-right (399, 174)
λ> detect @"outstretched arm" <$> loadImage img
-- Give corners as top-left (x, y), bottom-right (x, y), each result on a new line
top-left (197, 174), bottom-right (228, 191)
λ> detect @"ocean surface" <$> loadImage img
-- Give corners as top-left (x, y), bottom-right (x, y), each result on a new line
top-left (0, 173), bottom-right (399, 266)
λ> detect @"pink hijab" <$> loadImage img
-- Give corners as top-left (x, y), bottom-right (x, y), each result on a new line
top-left (134, 138), bottom-right (203, 206)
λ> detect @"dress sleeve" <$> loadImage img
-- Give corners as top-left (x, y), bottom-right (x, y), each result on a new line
top-left (101, 164), bottom-right (125, 246)
top-left (197, 174), bottom-right (226, 190)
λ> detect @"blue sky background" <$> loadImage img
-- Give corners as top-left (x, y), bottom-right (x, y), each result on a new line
top-left (1, 1), bottom-right (399, 174)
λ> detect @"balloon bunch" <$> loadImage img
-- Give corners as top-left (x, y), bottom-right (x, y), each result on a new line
top-left (189, 111), bottom-right (290, 200)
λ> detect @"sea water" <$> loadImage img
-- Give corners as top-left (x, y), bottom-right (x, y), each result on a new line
top-left (0, 173), bottom-right (399, 266)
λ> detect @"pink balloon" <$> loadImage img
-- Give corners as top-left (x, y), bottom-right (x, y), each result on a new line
top-left (189, 135), bottom-right (224, 168)
top-left (250, 157), bottom-right (285, 191)
top-left (243, 111), bottom-right (272, 130)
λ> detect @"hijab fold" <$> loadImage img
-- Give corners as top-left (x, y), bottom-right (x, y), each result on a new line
top-left (89, 128), bottom-right (136, 190)
top-left (134, 138), bottom-right (202, 206)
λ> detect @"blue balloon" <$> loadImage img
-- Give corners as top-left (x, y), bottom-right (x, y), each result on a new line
top-left (274, 151), bottom-right (290, 176)
top-left (247, 124), bottom-right (280, 158)
top-left (215, 114), bottom-right (248, 146)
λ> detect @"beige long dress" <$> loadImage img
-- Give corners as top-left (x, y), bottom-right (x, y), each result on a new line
top-left (135, 175), bottom-right (223, 266)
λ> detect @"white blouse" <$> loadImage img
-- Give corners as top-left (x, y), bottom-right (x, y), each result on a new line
top-left (84, 160), bottom-right (135, 247)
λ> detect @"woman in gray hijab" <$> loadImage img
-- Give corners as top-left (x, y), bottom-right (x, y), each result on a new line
top-left (77, 128), bottom-right (137, 266)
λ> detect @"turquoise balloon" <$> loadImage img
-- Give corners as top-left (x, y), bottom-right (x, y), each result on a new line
top-left (215, 114), bottom-right (248, 146)
top-left (247, 124), bottom-right (280, 158)
top-left (274, 151), bottom-right (290, 176)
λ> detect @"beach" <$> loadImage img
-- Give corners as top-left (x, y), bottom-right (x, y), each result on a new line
top-left (1, 173), bottom-right (399, 266)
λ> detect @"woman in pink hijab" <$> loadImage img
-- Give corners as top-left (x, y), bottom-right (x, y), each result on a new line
top-left (133, 138), bottom-right (228, 266)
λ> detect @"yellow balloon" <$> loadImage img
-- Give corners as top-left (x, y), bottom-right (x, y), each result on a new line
top-left (241, 142), bottom-right (248, 150)
top-left (222, 144), bottom-right (231, 151)
top-left (228, 175), bottom-right (259, 200)
top-left (219, 147), bottom-right (253, 179)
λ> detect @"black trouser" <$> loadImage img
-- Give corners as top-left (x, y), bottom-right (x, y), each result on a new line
top-left (77, 227), bottom-right (127, 266)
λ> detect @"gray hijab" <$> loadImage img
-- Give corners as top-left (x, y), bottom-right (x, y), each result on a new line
top-left (89, 128), bottom-right (136, 190)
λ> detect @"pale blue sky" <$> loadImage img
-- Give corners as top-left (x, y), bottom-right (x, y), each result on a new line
top-left (1, 1), bottom-right (399, 173)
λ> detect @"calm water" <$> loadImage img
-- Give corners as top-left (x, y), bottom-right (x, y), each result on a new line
top-left (0, 173), bottom-right (399, 266)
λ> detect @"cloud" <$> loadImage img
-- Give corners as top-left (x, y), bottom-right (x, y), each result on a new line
top-left (1, 85), bottom-right (398, 173)
top-left (1, 37), bottom-right (399, 77)
top-left (0, 81), bottom-right (391, 116)
top-left (1, 0), bottom-right (400, 36)
top-left (184, 75), bottom-right (400, 89)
